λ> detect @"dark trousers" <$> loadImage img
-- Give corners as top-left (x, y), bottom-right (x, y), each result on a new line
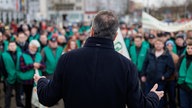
top-left (179, 88), bottom-right (192, 108)
top-left (23, 84), bottom-right (33, 108)
top-left (138, 73), bottom-right (146, 93)
top-left (145, 82), bottom-right (165, 108)
top-left (4, 81), bottom-right (24, 108)
top-left (165, 80), bottom-right (176, 108)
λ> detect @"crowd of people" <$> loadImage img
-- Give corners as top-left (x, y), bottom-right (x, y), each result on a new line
top-left (0, 20), bottom-right (90, 108)
top-left (0, 19), bottom-right (192, 108)
top-left (120, 23), bottom-right (192, 108)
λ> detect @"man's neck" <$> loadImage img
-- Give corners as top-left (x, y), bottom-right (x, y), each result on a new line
top-left (155, 49), bottom-right (164, 53)
top-left (9, 50), bottom-right (16, 54)
top-left (32, 33), bottom-right (36, 36)
top-left (155, 49), bottom-right (164, 57)
top-left (136, 46), bottom-right (141, 49)
top-left (49, 45), bottom-right (57, 50)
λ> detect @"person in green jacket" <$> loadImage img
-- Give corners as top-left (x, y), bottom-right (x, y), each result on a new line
top-left (0, 41), bottom-right (24, 108)
top-left (177, 41), bottom-right (192, 108)
top-left (18, 40), bottom-right (45, 108)
top-left (28, 27), bottom-right (40, 42)
top-left (41, 36), bottom-right (63, 79)
top-left (16, 32), bottom-right (29, 53)
top-left (129, 36), bottom-right (149, 92)
top-left (129, 36), bottom-right (148, 74)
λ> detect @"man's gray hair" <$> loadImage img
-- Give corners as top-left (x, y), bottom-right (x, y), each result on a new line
top-left (92, 10), bottom-right (119, 40)
top-left (29, 40), bottom-right (40, 47)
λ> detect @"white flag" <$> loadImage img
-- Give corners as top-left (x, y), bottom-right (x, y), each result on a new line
top-left (114, 28), bottom-right (130, 60)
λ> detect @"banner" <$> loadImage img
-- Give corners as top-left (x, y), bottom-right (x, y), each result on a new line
top-left (114, 28), bottom-right (130, 59)
top-left (142, 11), bottom-right (192, 32)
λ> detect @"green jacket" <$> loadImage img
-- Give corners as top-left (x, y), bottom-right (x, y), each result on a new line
top-left (2, 51), bottom-right (21, 84)
top-left (130, 43), bottom-right (148, 72)
top-left (29, 33), bottom-right (40, 42)
top-left (44, 46), bottom-right (63, 74)
top-left (3, 40), bottom-right (9, 51)
top-left (17, 52), bottom-right (42, 80)
top-left (178, 57), bottom-right (192, 89)
top-left (124, 38), bottom-right (131, 50)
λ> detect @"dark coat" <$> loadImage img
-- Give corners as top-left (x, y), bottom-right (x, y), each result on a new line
top-left (142, 49), bottom-right (175, 84)
top-left (37, 37), bottom-right (159, 108)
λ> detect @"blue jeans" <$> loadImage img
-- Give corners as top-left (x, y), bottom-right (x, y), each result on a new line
top-left (145, 82), bottom-right (165, 108)
top-left (179, 88), bottom-right (192, 108)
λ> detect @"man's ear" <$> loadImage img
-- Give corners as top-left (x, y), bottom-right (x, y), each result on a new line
top-left (90, 27), bottom-right (94, 37)
top-left (113, 32), bottom-right (118, 41)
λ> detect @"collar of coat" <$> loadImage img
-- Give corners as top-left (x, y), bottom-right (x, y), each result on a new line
top-left (150, 49), bottom-right (170, 57)
top-left (84, 37), bottom-right (114, 49)
top-left (185, 52), bottom-right (192, 60)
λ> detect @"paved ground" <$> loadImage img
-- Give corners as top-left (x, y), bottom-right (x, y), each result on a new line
top-left (0, 83), bottom-right (64, 108)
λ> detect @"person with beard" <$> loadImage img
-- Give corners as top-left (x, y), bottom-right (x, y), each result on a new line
top-left (141, 38), bottom-right (175, 108)
top-left (16, 32), bottom-right (29, 52)
top-left (41, 36), bottom-right (63, 79)
top-left (18, 40), bottom-right (45, 108)
top-left (177, 41), bottom-right (192, 108)
top-left (175, 34), bottom-right (186, 57)
top-left (0, 41), bottom-right (24, 108)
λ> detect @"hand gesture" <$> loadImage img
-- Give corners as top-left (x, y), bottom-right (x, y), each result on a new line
top-left (150, 84), bottom-right (164, 100)
top-left (33, 63), bottom-right (40, 69)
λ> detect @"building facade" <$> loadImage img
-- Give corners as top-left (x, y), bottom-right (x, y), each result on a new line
top-left (0, 0), bottom-right (27, 24)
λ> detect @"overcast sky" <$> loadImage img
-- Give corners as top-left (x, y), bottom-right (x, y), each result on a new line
top-left (132, 0), bottom-right (188, 8)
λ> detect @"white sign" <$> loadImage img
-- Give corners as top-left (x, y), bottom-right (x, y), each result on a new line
top-left (142, 12), bottom-right (192, 32)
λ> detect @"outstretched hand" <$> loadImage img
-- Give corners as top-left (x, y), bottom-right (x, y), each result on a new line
top-left (33, 74), bottom-right (46, 83)
top-left (150, 84), bottom-right (164, 100)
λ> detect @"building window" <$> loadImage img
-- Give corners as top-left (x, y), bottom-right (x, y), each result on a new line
top-left (76, 6), bottom-right (82, 10)
top-left (55, 4), bottom-right (74, 11)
